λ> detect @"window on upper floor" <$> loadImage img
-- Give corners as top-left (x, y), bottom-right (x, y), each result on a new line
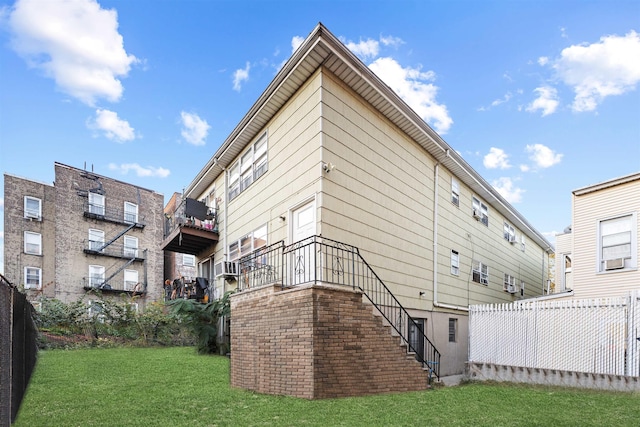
top-left (89, 265), bottom-right (105, 287)
top-left (24, 267), bottom-right (42, 289)
top-left (124, 202), bottom-right (138, 224)
top-left (88, 229), bottom-right (105, 252)
top-left (503, 222), bottom-right (516, 243)
top-left (24, 196), bottom-right (42, 220)
top-left (124, 269), bottom-right (139, 291)
top-left (503, 273), bottom-right (516, 292)
top-left (24, 231), bottom-right (42, 255)
top-left (451, 178), bottom-right (460, 207)
top-left (599, 213), bottom-right (637, 272)
top-left (89, 192), bottom-right (105, 215)
top-left (228, 133), bottom-right (268, 201)
top-left (520, 234), bottom-right (526, 252)
top-left (472, 197), bottom-right (489, 226)
top-left (472, 260), bottom-right (489, 285)
top-left (451, 250), bottom-right (459, 275)
top-left (124, 236), bottom-right (139, 258)
top-left (183, 254), bottom-right (196, 266)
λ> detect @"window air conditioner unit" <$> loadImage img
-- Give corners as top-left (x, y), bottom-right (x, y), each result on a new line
top-left (507, 283), bottom-right (517, 294)
top-left (508, 235), bottom-right (517, 244)
top-left (472, 209), bottom-right (482, 220)
top-left (214, 261), bottom-right (238, 278)
top-left (604, 258), bottom-right (625, 271)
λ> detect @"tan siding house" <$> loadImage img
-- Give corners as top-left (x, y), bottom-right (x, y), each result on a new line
top-left (555, 172), bottom-right (640, 299)
top-left (169, 24), bottom-right (553, 377)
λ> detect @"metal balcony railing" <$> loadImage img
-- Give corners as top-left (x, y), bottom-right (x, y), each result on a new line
top-left (82, 277), bottom-right (145, 294)
top-left (82, 200), bottom-right (145, 228)
top-left (84, 240), bottom-right (145, 260)
top-left (237, 235), bottom-right (441, 381)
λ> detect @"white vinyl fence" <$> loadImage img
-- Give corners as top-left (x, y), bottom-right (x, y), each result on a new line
top-left (469, 291), bottom-right (640, 377)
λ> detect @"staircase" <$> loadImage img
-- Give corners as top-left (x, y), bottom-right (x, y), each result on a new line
top-left (239, 235), bottom-right (441, 381)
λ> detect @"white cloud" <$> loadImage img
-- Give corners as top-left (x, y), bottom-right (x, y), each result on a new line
top-left (369, 57), bottom-right (453, 134)
top-left (291, 36), bottom-right (305, 53)
top-left (380, 35), bottom-right (404, 48)
top-left (538, 57), bottom-right (549, 66)
top-left (87, 109), bottom-right (135, 142)
top-left (6, 0), bottom-right (137, 106)
top-left (483, 147), bottom-right (511, 169)
top-left (492, 177), bottom-right (524, 203)
top-left (108, 163), bottom-right (170, 178)
top-left (180, 111), bottom-right (210, 146)
top-left (552, 30), bottom-right (640, 112)
top-left (519, 164), bottom-right (530, 172)
top-left (233, 62), bottom-right (250, 91)
top-left (526, 86), bottom-right (559, 116)
top-left (526, 143), bottom-right (563, 168)
top-left (344, 38), bottom-right (380, 59)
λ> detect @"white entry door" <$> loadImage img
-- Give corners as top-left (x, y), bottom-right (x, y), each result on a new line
top-left (291, 201), bottom-right (315, 285)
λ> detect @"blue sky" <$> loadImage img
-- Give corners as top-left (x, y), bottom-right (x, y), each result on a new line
top-left (1, 0), bottom-right (639, 273)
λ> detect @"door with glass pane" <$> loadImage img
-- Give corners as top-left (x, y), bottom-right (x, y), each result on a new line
top-left (291, 201), bottom-right (315, 285)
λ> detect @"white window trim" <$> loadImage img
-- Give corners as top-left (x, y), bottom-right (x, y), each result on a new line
top-left (89, 229), bottom-right (105, 252)
top-left (24, 231), bottom-right (42, 255)
top-left (503, 222), bottom-right (515, 242)
top-left (183, 254), bottom-right (196, 266)
top-left (451, 178), bottom-right (460, 207)
top-left (124, 201), bottom-right (138, 224)
top-left (89, 265), bottom-right (105, 287)
top-left (24, 267), bottom-right (42, 289)
top-left (124, 269), bottom-right (139, 291)
top-left (472, 261), bottom-right (489, 285)
top-left (89, 192), bottom-right (105, 215)
top-left (228, 224), bottom-right (268, 261)
top-left (597, 212), bottom-right (637, 272)
top-left (228, 132), bottom-right (268, 201)
top-left (472, 196), bottom-right (489, 226)
top-left (24, 196), bottom-right (42, 220)
top-left (124, 235), bottom-right (139, 258)
top-left (503, 273), bottom-right (516, 291)
top-left (450, 250), bottom-right (459, 276)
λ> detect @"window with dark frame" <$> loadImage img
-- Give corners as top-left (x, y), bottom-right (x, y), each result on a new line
top-left (448, 318), bottom-right (457, 342)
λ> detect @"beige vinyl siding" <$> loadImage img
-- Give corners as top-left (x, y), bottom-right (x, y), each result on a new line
top-left (572, 177), bottom-right (640, 298)
top-left (213, 69), bottom-right (324, 261)
top-left (436, 168), bottom-right (547, 306)
top-left (320, 70), bottom-right (434, 308)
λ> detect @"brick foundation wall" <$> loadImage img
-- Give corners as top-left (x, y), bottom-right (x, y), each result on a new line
top-left (230, 283), bottom-right (429, 399)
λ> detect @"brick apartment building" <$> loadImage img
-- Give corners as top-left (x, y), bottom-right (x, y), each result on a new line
top-left (3, 162), bottom-right (165, 310)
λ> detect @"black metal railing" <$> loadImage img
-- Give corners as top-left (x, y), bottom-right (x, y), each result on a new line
top-left (237, 241), bottom-right (285, 290)
top-left (84, 240), bottom-right (146, 260)
top-left (236, 235), bottom-right (441, 380)
top-left (82, 200), bottom-right (145, 228)
top-left (164, 198), bottom-right (218, 238)
top-left (82, 277), bottom-right (146, 294)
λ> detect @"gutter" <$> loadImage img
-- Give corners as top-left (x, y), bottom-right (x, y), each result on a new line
top-left (432, 163), bottom-right (469, 312)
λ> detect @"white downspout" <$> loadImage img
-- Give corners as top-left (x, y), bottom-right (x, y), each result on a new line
top-left (433, 162), bottom-right (469, 312)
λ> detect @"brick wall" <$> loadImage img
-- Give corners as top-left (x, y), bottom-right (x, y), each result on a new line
top-left (230, 283), bottom-right (429, 399)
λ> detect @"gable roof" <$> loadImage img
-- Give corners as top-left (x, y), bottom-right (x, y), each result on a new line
top-left (185, 23), bottom-right (553, 252)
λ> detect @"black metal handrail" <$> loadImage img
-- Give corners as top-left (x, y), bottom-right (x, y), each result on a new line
top-left (84, 240), bottom-right (145, 260)
top-left (163, 198), bottom-right (218, 238)
top-left (237, 241), bottom-right (285, 290)
top-left (82, 200), bottom-right (146, 228)
top-left (238, 235), bottom-right (440, 380)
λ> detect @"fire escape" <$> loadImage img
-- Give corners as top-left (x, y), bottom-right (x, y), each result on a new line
top-left (77, 173), bottom-right (147, 295)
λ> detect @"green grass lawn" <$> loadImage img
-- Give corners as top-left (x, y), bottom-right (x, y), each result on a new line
top-left (14, 347), bottom-right (640, 426)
